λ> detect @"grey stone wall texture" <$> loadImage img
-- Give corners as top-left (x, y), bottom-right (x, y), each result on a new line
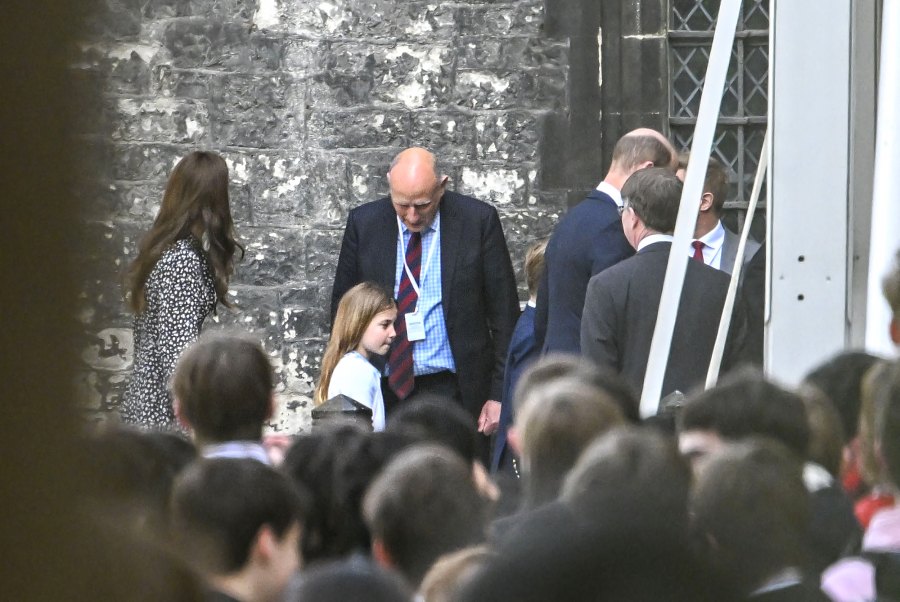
top-left (73, 0), bottom-right (582, 433)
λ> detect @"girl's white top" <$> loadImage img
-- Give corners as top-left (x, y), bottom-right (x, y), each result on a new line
top-left (327, 351), bottom-right (386, 431)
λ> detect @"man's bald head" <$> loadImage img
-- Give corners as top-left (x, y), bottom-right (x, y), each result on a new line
top-left (611, 129), bottom-right (677, 175)
top-left (387, 147), bottom-right (448, 232)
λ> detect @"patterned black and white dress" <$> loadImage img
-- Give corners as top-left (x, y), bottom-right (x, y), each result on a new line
top-left (121, 237), bottom-right (216, 428)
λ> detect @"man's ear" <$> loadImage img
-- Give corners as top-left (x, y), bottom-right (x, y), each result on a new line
top-left (251, 524), bottom-right (278, 564)
top-left (699, 192), bottom-right (715, 213)
top-left (371, 537), bottom-right (394, 570)
top-left (173, 397), bottom-right (192, 431)
top-left (890, 318), bottom-right (900, 345)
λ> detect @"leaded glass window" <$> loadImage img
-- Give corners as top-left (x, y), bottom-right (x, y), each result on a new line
top-left (669, 0), bottom-right (769, 226)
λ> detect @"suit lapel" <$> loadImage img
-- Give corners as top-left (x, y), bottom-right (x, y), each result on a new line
top-left (720, 228), bottom-right (738, 275)
top-left (375, 199), bottom-right (400, 290)
top-left (440, 194), bottom-right (463, 312)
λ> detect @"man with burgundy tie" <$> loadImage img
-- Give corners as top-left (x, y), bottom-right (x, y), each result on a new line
top-left (678, 156), bottom-right (763, 364)
top-left (331, 147), bottom-right (519, 437)
top-left (580, 168), bottom-right (747, 401)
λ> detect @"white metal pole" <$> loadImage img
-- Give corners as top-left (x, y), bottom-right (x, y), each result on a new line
top-left (705, 130), bottom-right (769, 388)
top-left (639, 0), bottom-right (744, 418)
top-left (865, 0), bottom-right (900, 357)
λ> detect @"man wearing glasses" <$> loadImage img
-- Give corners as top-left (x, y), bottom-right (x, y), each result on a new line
top-left (534, 128), bottom-right (677, 356)
top-left (581, 168), bottom-right (747, 400)
top-left (331, 147), bottom-right (519, 441)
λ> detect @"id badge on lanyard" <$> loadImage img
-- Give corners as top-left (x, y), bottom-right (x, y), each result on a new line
top-left (398, 217), bottom-right (437, 343)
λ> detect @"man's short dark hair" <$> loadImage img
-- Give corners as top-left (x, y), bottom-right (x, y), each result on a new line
top-left (386, 396), bottom-right (478, 464)
top-left (612, 134), bottom-right (674, 172)
top-left (171, 458), bottom-right (305, 574)
top-left (690, 439), bottom-right (809, 595)
top-left (679, 370), bottom-right (810, 458)
top-left (286, 557), bottom-right (411, 602)
top-left (362, 444), bottom-right (487, 586)
top-left (173, 333), bottom-right (273, 442)
top-left (703, 157), bottom-right (729, 215)
top-left (621, 167), bottom-right (683, 234)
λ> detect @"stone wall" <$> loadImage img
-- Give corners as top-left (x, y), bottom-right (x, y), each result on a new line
top-left (73, 0), bottom-right (578, 432)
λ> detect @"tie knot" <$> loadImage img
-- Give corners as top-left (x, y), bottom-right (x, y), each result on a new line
top-left (692, 240), bottom-right (705, 251)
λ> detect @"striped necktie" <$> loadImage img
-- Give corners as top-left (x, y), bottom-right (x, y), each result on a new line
top-left (388, 231), bottom-right (421, 399)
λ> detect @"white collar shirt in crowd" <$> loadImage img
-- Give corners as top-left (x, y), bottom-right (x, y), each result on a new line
top-left (596, 180), bottom-right (623, 207)
top-left (691, 220), bottom-right (726, 269)
top-left (637, 233), bottom-right (674, 252)
top-left (202, 441), bottom-right (272, 465)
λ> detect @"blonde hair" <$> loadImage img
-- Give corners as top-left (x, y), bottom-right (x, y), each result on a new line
top-left (524, 239), bottom-right (548, 297)
top-left (315, 282), bottom-right (396, 405)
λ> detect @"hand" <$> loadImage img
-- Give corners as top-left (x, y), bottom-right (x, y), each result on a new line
top-left (477, 400), bottom-right (501, 435)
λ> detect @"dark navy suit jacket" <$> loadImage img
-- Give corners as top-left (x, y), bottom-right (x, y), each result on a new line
top-left (490, 304), bottom-right (538, 473)
top-left (535, 189), bottom-right (634, 354)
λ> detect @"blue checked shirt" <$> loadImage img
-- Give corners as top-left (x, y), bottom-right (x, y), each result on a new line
top-left (394, 211), bottom-right (456, 376)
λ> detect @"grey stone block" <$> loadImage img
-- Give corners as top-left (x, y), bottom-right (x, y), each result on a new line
top-left (112, 143), bottom-right (187, 181)
top-left (409, 110), bottom-right (476, 162)
top-left (223, 150), bottom-right (350, 227)
top-left (209, 73), bottom-right (304, 148)
top-left (110, 98), bottom-right (210, 143)
top-left (307, 108), bottom-right (410, 149)
top-left (310, 41), bottom-right (454, 108)
top-left (154, 66), bottom-right (215, 99)
top-left (457, 2), bottom-right (545, 37)
top-left (230, 226), bottom-right (307, 287)
top-left (272, 0), bottom-right (457, 40)
top-left (83, 0), bottom-right (143, 40)
top-left (345, 150), bottom-right (395, 206)
top-left (304, 229), bottom-right (344, 282)
top-left (164, 18), bottom-right (283, 71)
top-left (206, 285), bottom-right (284, 348)
top-left (474, 111), bottom-right (544, 162)
top-left (457, 36), bottom-right (568, 71)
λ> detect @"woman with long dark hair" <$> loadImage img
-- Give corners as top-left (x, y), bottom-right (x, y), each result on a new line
top-left (122, 151), bottom-right (243, 428)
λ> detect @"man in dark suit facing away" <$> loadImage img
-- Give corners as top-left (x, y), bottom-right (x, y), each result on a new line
top-left (581, 168), bottom-right (747, 401)
top-left (535, 128), bottom-right (677, 355)
top-left (331, 147), bottom-right (519, 436)
top-left (678, 155), bottom-right (764, 365)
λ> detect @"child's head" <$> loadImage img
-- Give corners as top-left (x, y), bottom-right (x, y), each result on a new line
top-left (172, 333), bottom-right (274, 445)
top-left (170, 458), bottom-right (305, 599)
top-left (316, 282), bottom-right (397, 405)
top-left (524, 239), bottom-right (548, 299)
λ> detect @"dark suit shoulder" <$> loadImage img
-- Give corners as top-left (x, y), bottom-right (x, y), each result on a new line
top-left (556, 190), bottom-right (621, 232)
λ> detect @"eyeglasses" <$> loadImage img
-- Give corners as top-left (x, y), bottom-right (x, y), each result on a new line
top-left (618, 201), bottom-right (631, 217)
top-left (391, 177), bottom-right (448, 210)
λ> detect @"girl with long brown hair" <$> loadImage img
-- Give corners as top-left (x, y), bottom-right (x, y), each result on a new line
top-left (315, 282), bottom-right (397, 431)
top-left (121, 151), bottom-right (243, 428)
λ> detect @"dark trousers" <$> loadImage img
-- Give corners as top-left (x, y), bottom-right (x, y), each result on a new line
top-left (381, 371), bottom-right (490, 463)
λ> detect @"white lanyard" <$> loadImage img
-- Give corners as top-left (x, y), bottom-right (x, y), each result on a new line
top-left (396, 216), bottom-right (438, 305)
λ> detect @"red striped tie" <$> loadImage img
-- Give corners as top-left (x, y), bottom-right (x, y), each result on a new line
top-left (388, 231), bottom-right (421, 399)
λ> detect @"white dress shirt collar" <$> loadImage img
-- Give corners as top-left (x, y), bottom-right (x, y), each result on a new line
top-left (637, 233), bottom-right (674, 252)
top-left (595, 181), bottom-right (623, 207)
top-left (693, 220), bottom-right (726, 269)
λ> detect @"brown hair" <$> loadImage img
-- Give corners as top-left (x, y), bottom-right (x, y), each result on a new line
top-left (621, 167), bottom-right (683, 234)
top-left (315, 282), bottom-right (397, 405)
top-left (172, 333), bottom-right (273, 443)
top-left (676, 154), bottom-right (729, 215)
top-left (524, 239), bottom-right (548, 297)
top-left (124, 151), bottom-right (243, 313)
